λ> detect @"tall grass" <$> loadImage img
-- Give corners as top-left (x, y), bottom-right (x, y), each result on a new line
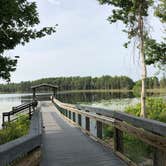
top-left (0, 115), bottom-right (30, 145)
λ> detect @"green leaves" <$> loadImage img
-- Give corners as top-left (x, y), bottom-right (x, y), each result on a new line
top-left (125, 98), bottom-right (166, 123)
top-left (98, 0), bottom-right (165, 71)
top-left (98, 0), bottom-right (153, 40)
top-left (0, 56), bottom-right (17, 82)
top-left (0, 115), bottom-right (30, 145)
top-left (144, 37), bottom-right (166, 70)
top-left (155, 0), bottom-right (166, 23)
top-left (0, 0), bottom-right (57, 81)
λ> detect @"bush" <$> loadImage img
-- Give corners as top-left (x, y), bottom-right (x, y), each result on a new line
top-left (103, 124), bottom-right (114, 138)
top-left (0, 115), bottom-right (30, 145)
top-left (125, 98), bottom-right (166, 123)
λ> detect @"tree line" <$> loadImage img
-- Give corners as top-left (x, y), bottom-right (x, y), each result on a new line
top-left (0, 76), bottom-right (165, 93)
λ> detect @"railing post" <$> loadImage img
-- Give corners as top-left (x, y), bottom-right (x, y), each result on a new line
top-left (154, 148), bottom-right (166, 166)
top-left (73, 112), bottom-right (76, 122)
top-left (8, 114), bottom-right (10, 122)
top-left (69, 111), bottom-right (71, 119)
top-left (85, 110), bottom-right (90, 131)
top-left (78, 114), bottom-right (82, 126)
top-left (66, 110), bottom-right (69, 118)
top-left (96, 113), bottom-right (102, 139)
top-left (114, 127), bottom-right (123, 153)
top-left (65, 109), bottom-right (67, 117)
top-left (96, 121), bottom-right (102, 139)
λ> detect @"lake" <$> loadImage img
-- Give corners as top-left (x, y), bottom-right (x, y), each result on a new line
top-left (0, 91), bottom-right (165, 127)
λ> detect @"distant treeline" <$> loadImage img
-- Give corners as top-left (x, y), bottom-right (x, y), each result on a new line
top-left (0, 76), bottom-right (165, 93)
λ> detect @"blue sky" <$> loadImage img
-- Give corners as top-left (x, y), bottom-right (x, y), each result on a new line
top-left (6, 0), bottom-right (163, 82)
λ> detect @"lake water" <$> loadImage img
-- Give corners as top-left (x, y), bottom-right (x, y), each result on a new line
top-left (0, 91), bottom-right (165, 127)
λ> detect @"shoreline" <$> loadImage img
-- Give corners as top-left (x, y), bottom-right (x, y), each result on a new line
top-left (0, 88), bottom-right (166, 94)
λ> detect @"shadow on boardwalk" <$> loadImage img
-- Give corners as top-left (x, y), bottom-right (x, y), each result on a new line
top-left (40, 101), bottom-right (127, 166)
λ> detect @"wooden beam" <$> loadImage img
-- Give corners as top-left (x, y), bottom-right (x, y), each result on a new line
top-left (114, 128), bottom-right (123, 153)
top-left (154, 149), bottom-right (166, 166)
top-left (115, 120), bottom-right (166, 151)
top-left (77, 105), bottom-right (166, 137)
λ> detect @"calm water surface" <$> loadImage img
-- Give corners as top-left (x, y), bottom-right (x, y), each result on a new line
top-left (0, 91), bottom-right (165, 127)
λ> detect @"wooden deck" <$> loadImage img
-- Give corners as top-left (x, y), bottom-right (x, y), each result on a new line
top-left (40, 102), bottom-right (127, 166)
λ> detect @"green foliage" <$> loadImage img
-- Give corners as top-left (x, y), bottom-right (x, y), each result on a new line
top-left (0, 115), bottom-right (30, 145)
top-left (103, 124), bottom-right (114, 138)
top-left (0, 56), bottom-right (17, 82)
top-left (103, 124), bottom-right (154, 164)
top-left (133, 81), bottom-right (141, 97)
top-left (125, 98), bottom-right (166, 122)
top-left (124, 133), bottom-right (154, 163)
top-left (0, 75), bottom-right (135, 93)
top-left (144, 37), bottom-right (166, 71)
top-left (0, 0), bottom-right (57, 81)
top-left (155, 0), bottom-right (166, 23)
top-left (133, 77), bottom-right (160, 97)
top-left (98, 0), bottom-right (166, 72)
top-left (144, 0), bottom-right (166, 70)
top-left (98, 0), bottom-right (153, 46)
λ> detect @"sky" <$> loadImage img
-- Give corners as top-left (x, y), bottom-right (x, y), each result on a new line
top-left (5, 0), bottom-right (164, 83)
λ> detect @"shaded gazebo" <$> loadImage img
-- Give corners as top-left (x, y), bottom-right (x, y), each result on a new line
top-left (31, 83), bottom-right (58, 100)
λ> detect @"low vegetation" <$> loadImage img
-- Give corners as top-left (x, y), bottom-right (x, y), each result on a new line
top-left (102, 97), bottom-right (166, 165)
top-left (125, 97), bottom-right (166, 123)
top-left (0, 115), bottom-right (30, 145)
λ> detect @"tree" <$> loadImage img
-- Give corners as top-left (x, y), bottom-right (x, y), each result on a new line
top-left (0, 0), bottom-right (57, 81)
top-left (98, 0), bottom-right (155, 117)
top-left (145, 0), bottom-right (166, 71)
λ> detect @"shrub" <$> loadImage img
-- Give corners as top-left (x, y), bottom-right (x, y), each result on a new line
top-left (0, 115), bottom-right (30, 145)
top-left (125, 98), bottom-right (166, 122)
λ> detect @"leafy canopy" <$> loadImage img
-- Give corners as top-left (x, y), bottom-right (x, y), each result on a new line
top-left (98, 0), bottom-right (166, 70)
top-left (98, 0), bottom-right (153, 44)
top-left (0, 0), bottom-right (57, 81)
top-left (145, 0), bottom-right (166, 70)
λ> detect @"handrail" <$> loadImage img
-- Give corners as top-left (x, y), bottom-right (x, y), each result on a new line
top-left (76, 105), bottom-right (166, 137)
top-left (52, 97), bottom-right (166, 166)
top-left (0, 105), bottom-right (42, 166)
top-left (2, 100), bottom-right (38, 127)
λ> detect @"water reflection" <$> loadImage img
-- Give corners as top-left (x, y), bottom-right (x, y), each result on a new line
top-left (56, 91), bottom-right (134, 104)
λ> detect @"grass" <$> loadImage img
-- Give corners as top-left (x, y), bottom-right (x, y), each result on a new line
top-left (0, 115), bottom-right (30, 145)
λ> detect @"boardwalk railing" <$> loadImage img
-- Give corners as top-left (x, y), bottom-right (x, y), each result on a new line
top-left (52, 97), bottom-right (166, 166)
top-left (0, 104), bottom-right (42, 166)
top-left (2, 100), bottom-right (38, 127)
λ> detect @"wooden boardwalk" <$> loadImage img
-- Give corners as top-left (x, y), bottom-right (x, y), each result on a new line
top-left (40, 102), bottom-right (127, 166)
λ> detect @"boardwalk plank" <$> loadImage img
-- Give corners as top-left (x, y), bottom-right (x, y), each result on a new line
top-left (40, 102), bottom-right (127, 166)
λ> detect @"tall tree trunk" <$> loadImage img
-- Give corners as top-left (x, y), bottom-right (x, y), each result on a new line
top-left (139, 3), bottom-right (147, 118)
